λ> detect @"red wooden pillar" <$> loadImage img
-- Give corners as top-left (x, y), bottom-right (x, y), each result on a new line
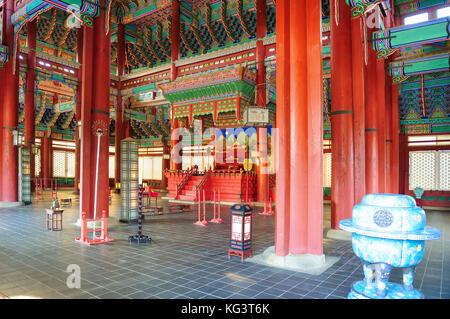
top-left (276, 0), bottom-right (323, 256)
top-left (256, 0), bottom-right (268, 203)
top-left (123, 99), bottom-right (131, 138)
top-left (171, 0), bottom-right (180, 81)
top-left (365, 28), bottom-right (380, 194)
top-left (80, 1), bottom-right (111, 218)
top-left (330, 0), bottom-right (355, 228)
top-left (399, 134), bottom-right (408, 195)
top-left (0, 65), bottom-right (2, 200)
top-left (74, 29), bottom-right (83, 193)
top-left (376, 58), bottom-right (386, 193)
top-left (351, 16), bottom-right (366, 204)
top-left (391, 11), bottom-right (401, 194)
top-left (385, 71), bottom-right (393, 193)
top-left (0, 0), bottom-right (19, 202)
top-left (80, 23), bottom-right (94, 218)
top-left (391, 83), bottom-right (400, 193)
top-left (275, 0), bottom-right (291, 257)
top-left (25, 20), bottom-right (37, 182)
top-left (114, 23), bottom-right (125, 190)
top-left (41, 137), bottom-right (51, 188)
top-left (0, 58), bottom-right (2, 200)
top-left (89, 1), bottom-right (111, 217)
top-left (255, 0), bottom-right (267, 106)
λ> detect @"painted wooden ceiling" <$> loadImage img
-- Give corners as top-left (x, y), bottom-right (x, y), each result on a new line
top-left (12, 0), bottom-right (449, 140)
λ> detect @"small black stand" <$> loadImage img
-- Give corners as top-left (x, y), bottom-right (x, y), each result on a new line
top-left (129, 184), bottom-right (151, 244)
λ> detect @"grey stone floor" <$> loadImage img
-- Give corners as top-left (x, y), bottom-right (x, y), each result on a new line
top-left (0, 190), bottom-right (448, 299)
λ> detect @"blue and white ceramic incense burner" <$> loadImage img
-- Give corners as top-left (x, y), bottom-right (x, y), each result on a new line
top-left (340, 194), bottom-right (441, 299)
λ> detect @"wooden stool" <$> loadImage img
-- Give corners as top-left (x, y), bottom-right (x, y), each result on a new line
top-left (46, 209), bottom-right (64, 231)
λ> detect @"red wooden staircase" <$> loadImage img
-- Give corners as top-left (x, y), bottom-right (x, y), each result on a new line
top-left (165, 169), bottom-right (257, 203)
top-left (177, 176), bottom-right (207, 201)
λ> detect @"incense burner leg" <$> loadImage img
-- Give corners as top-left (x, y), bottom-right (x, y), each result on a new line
top-left (362, 262), bottom-right (376, 286)
top-left (375, 263), bottom-right (393, 298)
top-left (402, 267), bottom-right (416, 291)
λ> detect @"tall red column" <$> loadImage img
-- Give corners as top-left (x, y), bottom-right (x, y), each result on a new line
top-left (0, 0), bottom-right (19, 202)
top-left (351, 16), bottom-right (366, 204)
top-left (365, 28), bottom-right (380, 194)
top-left (168, 1), bottom-right (181, 173)
top-left (256, 0), bottom-right (268, 203)
top-left (275, 0), bottom-right (291, 256)
top-left (90, 1), bottom-right (111, 217)
top-left (255, 0), bottom-right (267, 106)
top-left (0, 66), bottom-right (2, 200)
top-left (80, 3), bottom-right (111, 218)
top-left (376, 59), bottom-right (386, 193)
top-left (41, 137), bottom-right (51, 188)
top-left (74, 29), bottom-right (83, 193)
top-left (25, 20), bottom-right (37, 182)
top-left (330, 0), bottom-right (355, 228)
top-left (276, 0), bottom-right (323, 256)
top-left (123, 119), bottom-right (131, 138)
top-left (171, 0), bottom-right (180, 81)
top-left (0, 58), bottom-right (3, 200)
top-left (391, 83), bottom-right (400, 193)
top-left (399, 133), bottom-right (408, 195)
top-left (115, 23), bottom-right (125, 191)
top-left (80, 23), bottom-right (94, 218)
top-left (385, 71), bottom-right (393, 193)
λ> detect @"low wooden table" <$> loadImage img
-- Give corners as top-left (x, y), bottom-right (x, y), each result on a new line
top-left (46, 209), bottom-right (64, 231)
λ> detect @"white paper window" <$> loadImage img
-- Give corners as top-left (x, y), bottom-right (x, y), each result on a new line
top-left (139, 156), bottom-right (163, 180)
top-left (152, 157), bottom-right (163, 180)
top-left (67, 152), bottom-right (75, 177)
top-left (409, 150), bottom-right (449, 191)
top-left (53, 151), bottom-right (66, 177)
top-left (52, 150), bottom-right (75, 178)
top-left (109, 156), bottom-right (115, 179)
top-left (323, 152), bottom-right (332, 188)
top-left (438, 151), bottom-right (450, 191)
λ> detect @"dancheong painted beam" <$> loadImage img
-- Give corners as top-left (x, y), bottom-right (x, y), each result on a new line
top-left (373, 17), bottom-right (450, 59)
top-left (390, 52), bottom-right (450, 82)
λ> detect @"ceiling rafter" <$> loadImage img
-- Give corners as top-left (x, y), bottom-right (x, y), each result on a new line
top-left (237, 0), bottom-right (255, 38)
top-left (42, 8), bottom-right (57, 42)
top-left (155, 22), bottom-right (171, 59)
top-left (144, 27), bottom-right (165, 61)
top-left (189, 23), bottom-right (208, 53)
top-left (220, 0), bottom-right (240, 43)
top-left (205, 4), bottom-right (224, 45)
top-left (180, 22), bottom-right (198, 53)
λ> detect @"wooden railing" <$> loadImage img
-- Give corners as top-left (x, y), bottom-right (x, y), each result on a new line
top-left (175, 167), bottom-right (196, 198)
top-left (195, 170), bottom-right (212, 201)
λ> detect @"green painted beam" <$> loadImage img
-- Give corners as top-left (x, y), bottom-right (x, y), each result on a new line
top-left (390, 53), bottom-right (450, 81)
top-left (373, 17), bottom-right (450, 59)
